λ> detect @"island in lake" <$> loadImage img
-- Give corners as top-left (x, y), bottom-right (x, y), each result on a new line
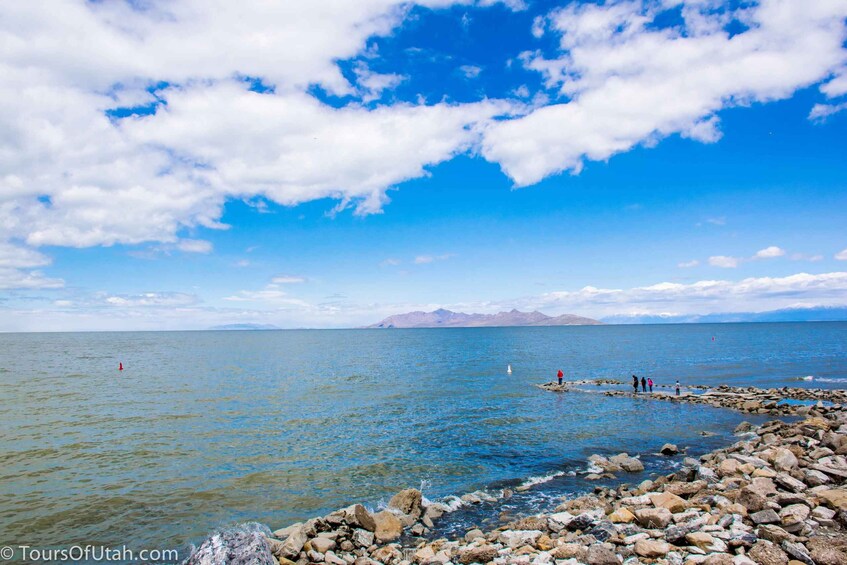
top-left (367, 308), bottom-right (602, 328)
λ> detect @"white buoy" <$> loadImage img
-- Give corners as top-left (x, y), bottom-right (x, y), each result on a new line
top-left (507, 364), bottom-right (512, 374)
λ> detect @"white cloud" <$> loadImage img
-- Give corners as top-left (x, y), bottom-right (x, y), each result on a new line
top-left (791, 253), bottom-right (824, 262)
top-left (526, 271), bottom-right (847, 318)
top-left (753, 245), bottom-right (786, 259)
top-left (380, 258), bottom-right (401, 267)
top-left (709, 255), bottom-right (742, 268)
top-left (176, 239), bottom-right (213, 254)
top-left (481, 0), bottom-right (847, 185)
top-left (459, 65), bottom-right (483, 79)
top-left (809, 101), bottom-right (847, 121)
top-left (104, 292), bottom-right (199, 307)
top-left (414, 253), bottom-right (454, 264)
top-left (271, 275), bottom-right (306, 284)
top-left (836, 248), bottom-right (847, 260)
top-left (0, 243), bottom-right (64, 289)
top-left (678, 259), bottom-right (700, 268)
top-left (708, 245), bottom-right (786, 267)
top-left (0, 0), bottom-right (515, 263)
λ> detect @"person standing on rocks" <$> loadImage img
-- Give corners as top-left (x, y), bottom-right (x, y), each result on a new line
top-left (632, 375), bottom-right (639, 394)
top-left (641, 376), bottom-right (647, 392)
top-left (675, 380), bottom-right (680, 396)
top-left (647, 378), bottom-right (653, 393)
top-left (557, 369), bottom-right (564, 386)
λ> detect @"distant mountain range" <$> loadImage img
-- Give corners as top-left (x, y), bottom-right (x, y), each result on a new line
top-left (367, 308), bottom-right (602, 328)
top-left (600, 306), bottom-right (847, 325)
top-left (210, 323), bottom-right (280, 330)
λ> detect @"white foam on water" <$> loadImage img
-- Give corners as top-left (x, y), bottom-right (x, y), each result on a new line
top-left (798, 376), bottom-right (815, 381)
top-left (518, 470), bottom-right (567, 489)
top-left (814, 377), bottom-right (847, 383)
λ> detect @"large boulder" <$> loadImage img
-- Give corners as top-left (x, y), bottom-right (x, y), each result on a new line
top-left (610, 453), bottom-right (644, 472)
top-left (497, 530), bottom-right (542, 548)
top-left (388, 488), bottom-right (423, 518)
top-left (185, 524), bottom-right (277, 565)
top-left (372, 510), bottom-right (403, 543)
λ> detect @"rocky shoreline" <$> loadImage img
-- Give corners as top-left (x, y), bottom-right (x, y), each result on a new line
top-left (185, 384), bottom-right (847, 565)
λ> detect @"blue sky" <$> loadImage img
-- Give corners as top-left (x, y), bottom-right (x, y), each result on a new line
top-left (1, 0), bottom-right (846, 330)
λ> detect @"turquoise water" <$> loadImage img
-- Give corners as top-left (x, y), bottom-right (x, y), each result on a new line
top-left (0, 322), bottom-right (845, 555)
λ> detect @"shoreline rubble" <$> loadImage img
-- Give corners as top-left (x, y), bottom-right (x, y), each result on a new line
top-left (186, 383), bottom-right (847, 565)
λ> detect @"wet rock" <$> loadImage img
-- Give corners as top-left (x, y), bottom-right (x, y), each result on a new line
top-left (748, 540), bottom-right (789, 565)
top-left (610, 453), bottom-right (644, 472)
top-left (388, 489), bottom-right (423, 519)
top-left (735, 422), bottom-right (754, 433)
top-left (634, 539), bottom-right (670, 558)
top-left (185, 525), bottom-right (276, 565)
top-left (329, 505), bottom-right (376, 532)
top-left (464, 528), bottom-right (484, 543)
top-left (661, 443), bottom-right (679, 455)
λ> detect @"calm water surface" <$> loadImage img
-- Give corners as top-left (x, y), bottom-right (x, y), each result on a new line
top-left (1, 323), bottom-right (845, 555)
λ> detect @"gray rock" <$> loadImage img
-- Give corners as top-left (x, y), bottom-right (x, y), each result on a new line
top-left (750, 509), bottom-right (781, 525)
top-left (780, 541), bottom-right (814, 565)
top-left (774, 473), bottom-right (806, 493)
top-left (568, 512), bottom-right (596, 531)
top-left (586, 544), bottom-right (620, 565)
top-left (351, 529), bottom-right (374, 549)
top-left (586, 521), bottom-right (616, 542)
top-left (185, 524), bottom-right (276, 565)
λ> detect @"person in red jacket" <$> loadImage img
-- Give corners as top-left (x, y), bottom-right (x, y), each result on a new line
top-left (557, 369), bottom-right (564, 385)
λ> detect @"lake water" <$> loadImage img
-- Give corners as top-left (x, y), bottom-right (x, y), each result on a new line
top-left (1, 322), bottom-right (846, 556)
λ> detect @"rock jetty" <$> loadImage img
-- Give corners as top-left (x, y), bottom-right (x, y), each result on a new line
top-left (186, 385), bottom-right (847, 565)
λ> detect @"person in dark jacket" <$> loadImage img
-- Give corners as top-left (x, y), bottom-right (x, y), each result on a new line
top-left (632, 374), bottom-right (639, 393)
top-left (641, 376), bottom-right (647, 392)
